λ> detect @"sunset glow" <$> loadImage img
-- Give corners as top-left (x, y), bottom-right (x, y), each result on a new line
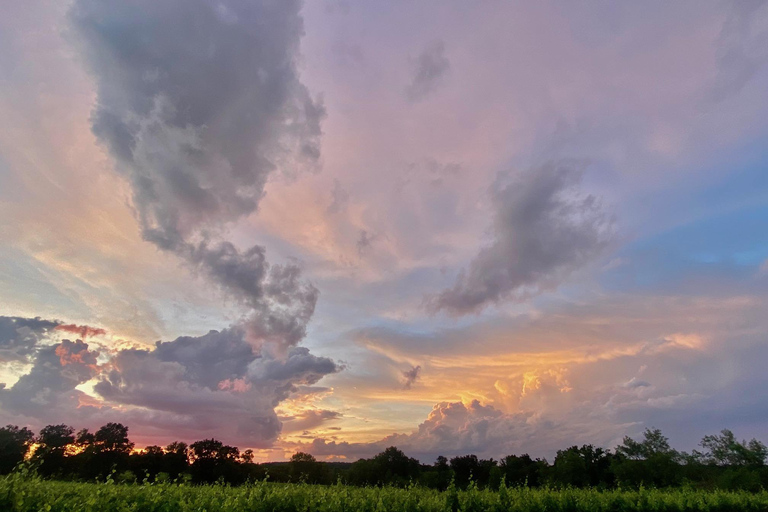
top-left (1, 0), bottom-right (768, 463)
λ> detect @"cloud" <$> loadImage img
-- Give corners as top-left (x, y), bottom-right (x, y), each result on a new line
top-left (0, 339), bottom-right (100, 422)
top-left (708, 0), bottom-right (768, 103)
top-left (356, 230), bottom-right (379, 256)
top-left (428, 161), bottom-right (613, 315)
top-left (623, 377), bottom-right (651, 389)
top-left (55, 323), bottom-right (106, 339)
top-left (0, 316), bottom-right (58, 363)
top-left (0, 316), bottom-right (340, 447)
top-left (70, 0), bottom-right (325, 350)
top-left (93, 328), bottom-right (340, 446)
top-left (183, 241), bottom-right (319, 351)
top-left (401, 365), bottom-right (421, 389)
top-left (327, 179), bottom-right (350, 214)
top-left (281, 409), bottom-right (342, 434)
top-left (70, 0), bottom-right (324, 243)
top-left (303, 398), bottom-right (622, 462)
top-left (404, 40), bottom-right (450, 102)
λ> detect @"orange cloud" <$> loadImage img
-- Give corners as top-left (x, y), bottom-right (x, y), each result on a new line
top-left (55, 323), bottom-right (107, 339)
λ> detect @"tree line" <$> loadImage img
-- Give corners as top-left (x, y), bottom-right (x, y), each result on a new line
top-left (1, 422), bottom-right (768, 491)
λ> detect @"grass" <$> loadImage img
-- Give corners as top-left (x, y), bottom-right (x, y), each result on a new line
top-left (3, 473), bottom-right (768, 511)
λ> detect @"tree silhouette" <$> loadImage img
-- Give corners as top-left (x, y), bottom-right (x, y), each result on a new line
top-left (289, 452), bottom-right (329, 484)
top-left (697, 429), bottom-right (768, 466)
top-left (94, 422), bottom-right (134, 454)
top-left (0, 425), bottom-right (34, 474)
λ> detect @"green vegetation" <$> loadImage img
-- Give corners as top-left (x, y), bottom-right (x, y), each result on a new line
top-left (5, 423), bottom-right (768, 493)
top-left (3, 472), bottom-right (768, 512)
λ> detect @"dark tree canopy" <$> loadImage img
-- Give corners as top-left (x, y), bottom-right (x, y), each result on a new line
top-left (1, 421), bottom-right (767, 491)
top-left (0, 425), bottom-right (34, 473)
top-left (94, 423), bottom-right (134, 454)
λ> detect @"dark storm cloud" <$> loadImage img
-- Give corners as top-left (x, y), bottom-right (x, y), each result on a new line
top-left (401, 365), bottom-right (421, 389)
top-left (404, 40), bottom-right (450, 102)
top-left (71, 0), bottom-right (325, 349)
top-left (0, 316), bottom-right (58, 363)
top-left (429, 161), bottom-right (613, 315)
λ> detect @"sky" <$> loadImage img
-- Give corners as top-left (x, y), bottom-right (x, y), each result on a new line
top-left (1, 0), bottom-right (768, 463)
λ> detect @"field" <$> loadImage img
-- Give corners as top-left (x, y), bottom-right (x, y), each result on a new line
top-left (3, 475), bottom-right (768, 512)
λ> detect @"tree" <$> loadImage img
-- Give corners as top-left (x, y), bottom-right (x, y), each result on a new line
top-left (0, 425), bottom-right (35, 474)
top-left (551, 445), bottom-right (614, 488)
top-left (189, 439), bottom-right (241, 483)
top-left (164, 441), bottom-right (190, 476)
top-left (499, 454), bottom-right (546, 487)
top-left (613, 428), bottom-right (682, 488)
top-left (432, 455), bottom-right (453, 491)
top-left (37, 424), bottom-right (75, 453)
top-left (289, 452), bottom-right (329, 484)
top-left (144, 445), bottom-right (164, 456)
top-left (241, 449), bottom-right (254, 464)
top-left (75, 428), bottom-right (95, 451)
top-left (34, 424), bottom-right (76, 477)
top-left (616, 428), bottom-right (678, 461)
top-left (348, 447), bottom-right (420, 487)
top-left (94, 422), bottom-right (134, 454)
top-left (165, 441), bottom-right (188, 457)
top-left (697, 429), bottom-right (768, 466)
top-left (450, 454), bottom-right (479, 489)
top-left (189, 438), bottom-right (239, 462)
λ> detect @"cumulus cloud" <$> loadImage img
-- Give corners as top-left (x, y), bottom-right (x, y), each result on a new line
top-left (0, 314), bottom-right (340, 447)
top-left (304, 399), bottom-right (621, 462)
top-left (70, 0), bottom-right (325, 351)
top-left (0, 338), bottom-right (100, 423)
top-left (429, 161), bottom-right (613, 315)
top-left (404, 40), bottom-right (450, 102)
top-left (0, 316), bottom-right (58, 363)
top-left (91, 328), bottom-right (340, 446)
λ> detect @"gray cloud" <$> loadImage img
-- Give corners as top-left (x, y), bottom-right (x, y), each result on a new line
top-left (304, 399), bottom-right (619, 462)
top-left (93, 328), bottom-right (340, 446)
top-left (282, 409), bottom-right (342, 433)
top-left (0, 316), bottom-right (58, 363)
top-left (356, 230), bottom-right (379, 256)
top-left (0, 316), bottom-right (340, 447)
top-left (623, 377), bottom-right (651, 389)
top-left (327, 179), bottom-right (350, 214)
top-left (71, 0), bottom-right (325, 350)
top-left (0, 339), bottom-right (100, 423)
top-left (401, 365), bottom-right (421, 389)
top-left (429, 161), bottom-right (613, 315)
top-left (708, 0), bottom-right (768, 103)
top-left (404, 40), bottom-right (450, 102)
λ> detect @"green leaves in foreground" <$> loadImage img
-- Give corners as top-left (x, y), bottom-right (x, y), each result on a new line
top-left (2, 473), bottom-right (768, 512)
